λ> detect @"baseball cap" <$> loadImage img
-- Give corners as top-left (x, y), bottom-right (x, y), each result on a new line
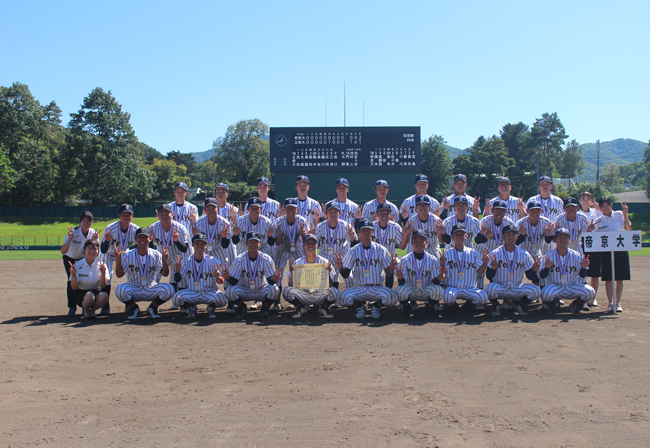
top-left (135, 227), bottom-right (150, 238)
top-left (256, 177), bottom-right (270, 186)
top-left (174, 182), bottom-right (188, 191)
top-left (192, 233), bottom-right (208, 243)
top-left (451, 224), bottom-right (467, 234)
top-left (415, 195), bottom-right (431, 205)
top-left (335, 178), bottom-right (349, 187)
top-left (325, 201), bottom-right (341, 211)
top-left (374, 179), bottom-right (389, 188)
top-left (414, 174), bottom-right (428, 184)
top-left (158, 204), bottom-right (173, 213)
top-left (564, 197), bottom-right (579, 207)
top-left (358, 219), bottom-right (374, 230)
top-left (215, 182), bottom-right (229, 192)
top-left (376, 202), bottom-right (392, 212)
top-left (411, 229), bottom-right (428, 240)
top-left (527, 201), bottom-right (542, 210)
top-left (492, 200), bottom-right (507, 210)
top-left (453, 196), bottom-right (469, 206)
top-left (118, 204), bottom-right (134, 215)
top-left (246, 232), bottom-right (263, 242)
top-left (303, 234), bottom-right (318, 243)
top-left (247, 197), bottom-right (263, 208)
top-left (454, 174), bottom-right (468, 183)
top-left (296, 175), bottom-right (310, 184)
top-left (538, 176), bottom-right (553, 185)
top-left (501, 224), bottom-right (518, 235)
top-left (204, 197), bottom-right (218, 207)
top-left (284, 198), bottom-right (298, 208)
top-left (554, 227), bottom-right (570, 238)
top-left (496, 177), bottom-right (511, 186)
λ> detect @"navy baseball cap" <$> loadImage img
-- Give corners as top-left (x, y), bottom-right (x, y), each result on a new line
top-left (414, 174), bottom-right (428, 184)
top-left (358, 219), bottom-right (374, 230)
top-left (284, 197), bottom-right (298, 208)
top-left (215, 182), bottom-right (229, 192)
top-left (118, 204), bottom-right (134, 215)
top-left (325, 201), bottom-right (341, 211)
top-left (376, 202), bottom-right (392, 212)
top-left (492, 200), bottom-right (507, 210)
top-left (256, 177), bottom-right (270, 186)
top-left (564, 197), bottom-right (579, 207)
top-left (527, 201), bottom-right (542, 210)
top-left (296, 175), bottom-right (310, 184)
top-left (502, 224), bottom-right (518, 235)
top-left (335, 178), bottom-right (349, 187)
top-left (247, 197), bottom-right (263, 208)
top-left (192, 233), bottom-right (208, 243)
top-left (246, 232), bottom-right (263, 242)
top-left (554, 227), bottom-right (570, 238)
top-left (135, 227), bottom-right (150, 238)
top-left (204, 197), bottom-right (218, 207)
top-left (454, 174), bottom-right (468, 183)
top-left (375, 179), bottom-right (389, 188)
top-left (174, 182), bottom-right (188, 191)
top-left (411, 229), bottom-right (428, 240)
top-left (451, 224), bottom-right (467, 234)
top-left (303, 234), bottom-right (318, 243)
top-left (158, 204), bottom-right (173, 213)
top-left (497, 177), bottom-right (511, 186)
top-left (538, 176), bottom-right (553, 185)
top-left (415, 195), bottom-right (431, 205)
top-left (453, 196), bottom-right (469, 206)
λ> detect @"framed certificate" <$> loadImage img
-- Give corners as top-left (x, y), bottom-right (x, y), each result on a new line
top-left (294, 263), bottom-right (328, 290)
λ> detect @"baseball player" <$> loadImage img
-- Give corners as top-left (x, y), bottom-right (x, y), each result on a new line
top-left (399, 195), bottom-right (443, 258)
top-left (441, 174), bottom-right (480, 219)
top-left (167, 181), bottom-right (198, 236)
top-left (475, 200), bottom-right (516, 288)
top-left (295, 175), bottom-right (324, 230)
top-left (484, 177), bottom-right (527, 222)
top-left (395, 230), bottom-right (445, 318)
top-left (222, 232), bottom-right (283, 319)
top-left (329, 177), bottom-right (359, 225)
top-left (214, 182), bottom-right (243, 225)
top-left (61, 211), bottom-right (99, 316)
top-left (171, 233), bottom-right (227, 319)
top-left (253, 177), bottom-right (281, 222)
top-left (553, 197), bottom-right (595, 254)
top-left (440, 224), bottom-right (490, 315)
top-left (192, 197), bottom-right (236, 264)
top-left (371, 203), bottom-right (402, 288)
top-left (399, 174), bottom-right (441, 221)
top-left (361, 180), bottom-right (399, 221)
top-left (539, 228), bottom-right (595, 314)
top-left (283, 234), bottom-right (339, 318)
top-left (515, 201), bottom-right (554, 260)
top-left (485, 225), bottom-right (542, 316)
top-left (315, 201), bottom-right (357, 271)
top-left (68, 239), bottom-right (109, 319)
top-left (273, 198), bottom-right (309, 271)
top-left (234, 198), bottom-right (274, 256)
top-left (440, 196), bottom-right (481, 249)
top-left (335, 219), bottom-right (399, 319)
top-left (113, 227), bottom-right (176, 319)
top-left (151, 204), bottom-right (192, 291)
top-left (526, 176), bottom-right (565, 222)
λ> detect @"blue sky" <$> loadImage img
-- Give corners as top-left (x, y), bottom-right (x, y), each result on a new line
top-left (2, 0), bottom-right (648, 154)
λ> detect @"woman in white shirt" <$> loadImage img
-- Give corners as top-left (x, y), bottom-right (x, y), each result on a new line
top-left (61, 212), bottom-right (98, 316)
top-left (69, 239), bottom-right (110, 319)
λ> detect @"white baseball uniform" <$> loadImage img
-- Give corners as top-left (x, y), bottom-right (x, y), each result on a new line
top-left (114, 248), bottom-right (175, 303)
top-left (100, 221), bottom-right (139, 279)
top-left (485, 196), bottom-right (525, 222)
top-left (193, 214), bottom-right (236, 264)
top-left (553, 213), bottom-right (591, 254)
top-left (526, 194), bottom-right (564, 222)
top-left (540, 248), bottom-right (595, 303)
top-left (172, 254), bottom-right (227, 307)
top-left (400, 194), bottom-right (441, 218)
top-left (515, 215), bottom-right (552, 259)
top-left (441, 246), bottom-right (488, 306)
top-left (395, 251), bottom-right (443, 303)
top-left (485, 246), bottom-right (541, 303)
top-left (225, 252), bottom-right (280, 303)
top-left (283, 255), bottom-right (339, 306)
top-left (442, 215), bottom-right (481, 249)
top-left (361, 199), bottom-right (399, 221)
top-left (151, 220), bottom-right (193, 289)
top-left (372, 220), bottom-right (403, 256)
top-left (273, 214), bottom-right (308, 270)
top-left (444, 194), bottom-right (476, 218)
top-left (329, 198), bottom-right (359, 225)
top-left (296, 197), bottom-right (323, 229)
top-left (338, 242), bottom-right (397, 307)
top-left (167, 201), bottom-right (199, 237)
top-left (475, 216), bottom-right (516, 288)
top-left (404, 213), bottom-right (442, 258)
top-left (235, 214), bottom-right (273, 255)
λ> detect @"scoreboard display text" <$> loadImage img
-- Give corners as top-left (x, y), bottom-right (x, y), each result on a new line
top-left (270, 126), bottom-right (420, 173)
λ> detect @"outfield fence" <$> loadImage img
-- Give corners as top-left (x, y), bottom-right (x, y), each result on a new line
top-left (0, 235), bottom-right (67, 246)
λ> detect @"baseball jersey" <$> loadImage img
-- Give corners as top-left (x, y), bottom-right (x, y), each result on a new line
top-left (193, 214), bottom-right (233, 256)
top-left (167, 201), bottom-right (199, 236)
top-left (476, 216), bottom-right (516, 253)
top-left (515, 215), bottom-right (552, 258)
top-left (329, 198), bottom-right (359, 225)
top-left (260, 198), bottom-right (281, 222)
top-left (229, 252), bottom-right (277, 290)
top-left (554, 213), bottom-right (591, 253)
top-left (297, 197), bottom-right (323, 229)
top-left (151, 220), bottom-right (193, 285)
top-left (486, 196), bottom-right (524, 222)
top-left (442, 246), bottom-right (483, 289)
top-left (315, 220), bottom-right (354, 260)
top-left (444, 194), bottom-right (476, 218)
top-left (405, 213), bottom-right (442, 256)
top-left (372, 220), bottom-right (403, 255)
top-left (120, 248), bottom-right (164, 287)
top-left (178, 254), bottom-right (221, 292)
top-left (63, 227), bottom-right (98, 259)
top-left (288, 255), bottom-right (337, 283)
top-left (543, 248), bottom-right (584, 285)
top-left (400, 194), bottom-right (441, 218)
top-left (362, 199), bottom-right (399, 221)
top-left (72, 257), bottom-right (110, 290)
top-left (342, 242), bottom-right (392, 286)
top-left (442, 215), bottom-right (481, 248)
top-left (397, 251), bottom-right (441, 288)
top-left (101, 221), bottom-right (139, 257)
top-left (526, 194), bottom-right (564, 222)
top-left (216, 203), bottom-right (238, 225)
top-left (235, 214), bottom-right (273, 255)
top-left (274, 215), bottom-right (308, 253)
top-left (488, 246), bottom-right (535, 286)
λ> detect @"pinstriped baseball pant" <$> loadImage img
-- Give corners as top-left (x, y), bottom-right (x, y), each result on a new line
top-left (444, 287), bottom-right (488, 306)
top-left (395, 284), bottom-right (443, 302)
top-left (338, 286), bottom-right (398, 307)
top-left (114, 283), bottom-right (175, 303)
top-left (541, 283), bottom-right (596, 303)
top-left (225, 284), bottom-right (279, 302)
top-left (172, 289), bottom-right (227, 307)
top-left (282, 286), bottom-right (339, 306)
top-left (485, 282), bottom-right (541, 302)
top-left (274, 249), bottom-right (304, 273)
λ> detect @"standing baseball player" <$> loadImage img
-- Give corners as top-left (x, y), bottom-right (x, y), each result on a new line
top-left (440, 224), bottom-right (489, 315)
top-left (399, 174), bottom-right (441, 221)
top-left (273, 198), bottom-right (309, 271)
top-left (361, 180), bottom-right (399, 221)
top-left (395, 230), bottom-right (445, 318)
top-left (335, 219), bottom-right (398, 319)
top-left (167, 181), bottom-right (198, 236)
top-left (483, 177), bottom-right (527, 222)
top-left (329, 177), bottom-right (359, 225)
top-left (526, 176), bottom-right (565, 223)
top-left (315, 201), bottom-right (357, 272)
top-left (475, 200), bottom-right (516, 288)
top-left (514, 201), bottom-right (554, 260)
top-left (539, 228), bottom-right (595, 314)
top-left (295, 175), bottom-right (323, 230)
top-left (441, 174), bottom-right (480, 219)
top-left (553, 197), bottom-right (595, 254)
top-left (399, 195), bottom-right (443, 258)
top-left (252, 177), bottom-right (281, 222)
top-left (171, 233), bottom-right (227, 319)
top-left (151, 204), bottom-right (192, 291)
top-left (485, 225), bottom-right (542, 316)
top-left (371, 202), bottom-right (402, 288)
top-left (113, 227), bottom-right (175, 319)
top-left (283, 234), bottom-right (339, 318)
top-left (440, 196), bottom-right (481, 249)
top-left (222, 232), bottom-right (283, 319)
top-left (193, 197), bottom-right (235, 264)
top-left (234, 198), bottom-right (274, 256)
top-left (214, 182), bottom-right (243, 224)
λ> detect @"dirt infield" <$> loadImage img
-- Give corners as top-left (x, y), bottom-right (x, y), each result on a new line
top-left (2, 259), bottom-right (649, 448)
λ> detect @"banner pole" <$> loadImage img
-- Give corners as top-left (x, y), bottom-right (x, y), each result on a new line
top-left (610, 251), bottom-right (616, 314)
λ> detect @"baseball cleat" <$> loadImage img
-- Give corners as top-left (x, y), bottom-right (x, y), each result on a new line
top-left (186, 305), bottom-right (197, 318)
top-left (370, 303), bottom-right (381, 319)
top-left (168, 305), bottom-right (179, 311)
top-left (292, 306), bottom-right (309, 319)
top-left (127, 305), bottom-right (140, 320)
top-left (318, 306), bottom-right (334, 318)
top-left (514, 302), bottom-right (528, 316)
top-left (207, 305), bottom-right (217, 319)
top-left (234, 303), bottom-right (247, 319)
top-left (147, 305), bottom-right (161, 319)
top-left (250, 301), bottom-right (262, 310)
top-left (569, 300), bottom-right (582, 314)
top-left (491, 304), bottom-right (501, 317)
top-left (226, 302), bottom-right (236, 314)
top-left (355, 304), bottom-right (366, 319)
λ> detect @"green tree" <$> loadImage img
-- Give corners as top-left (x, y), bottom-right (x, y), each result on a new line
top-left (0, 144), bottom-right (16, 195)
top-left (420, 135), bottom-right (452, 197)
top-left (644, 140), bottom-right (650, 199)
top-left (138, 142), bottom-right (164, 164)
top-left (601, 163), bottom-right (622, 190)
top-left (500, 122), bottom-right (536, 198)
top-left (146, 158), bottom-right (190, 202)
top-left (531, 112), bottom-right (568, 177)
top-left (556, 139), bottom-right (586, 180)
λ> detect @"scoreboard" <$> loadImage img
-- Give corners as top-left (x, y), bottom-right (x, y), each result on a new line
top-left (270, 126), bottom-right (420, 173)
